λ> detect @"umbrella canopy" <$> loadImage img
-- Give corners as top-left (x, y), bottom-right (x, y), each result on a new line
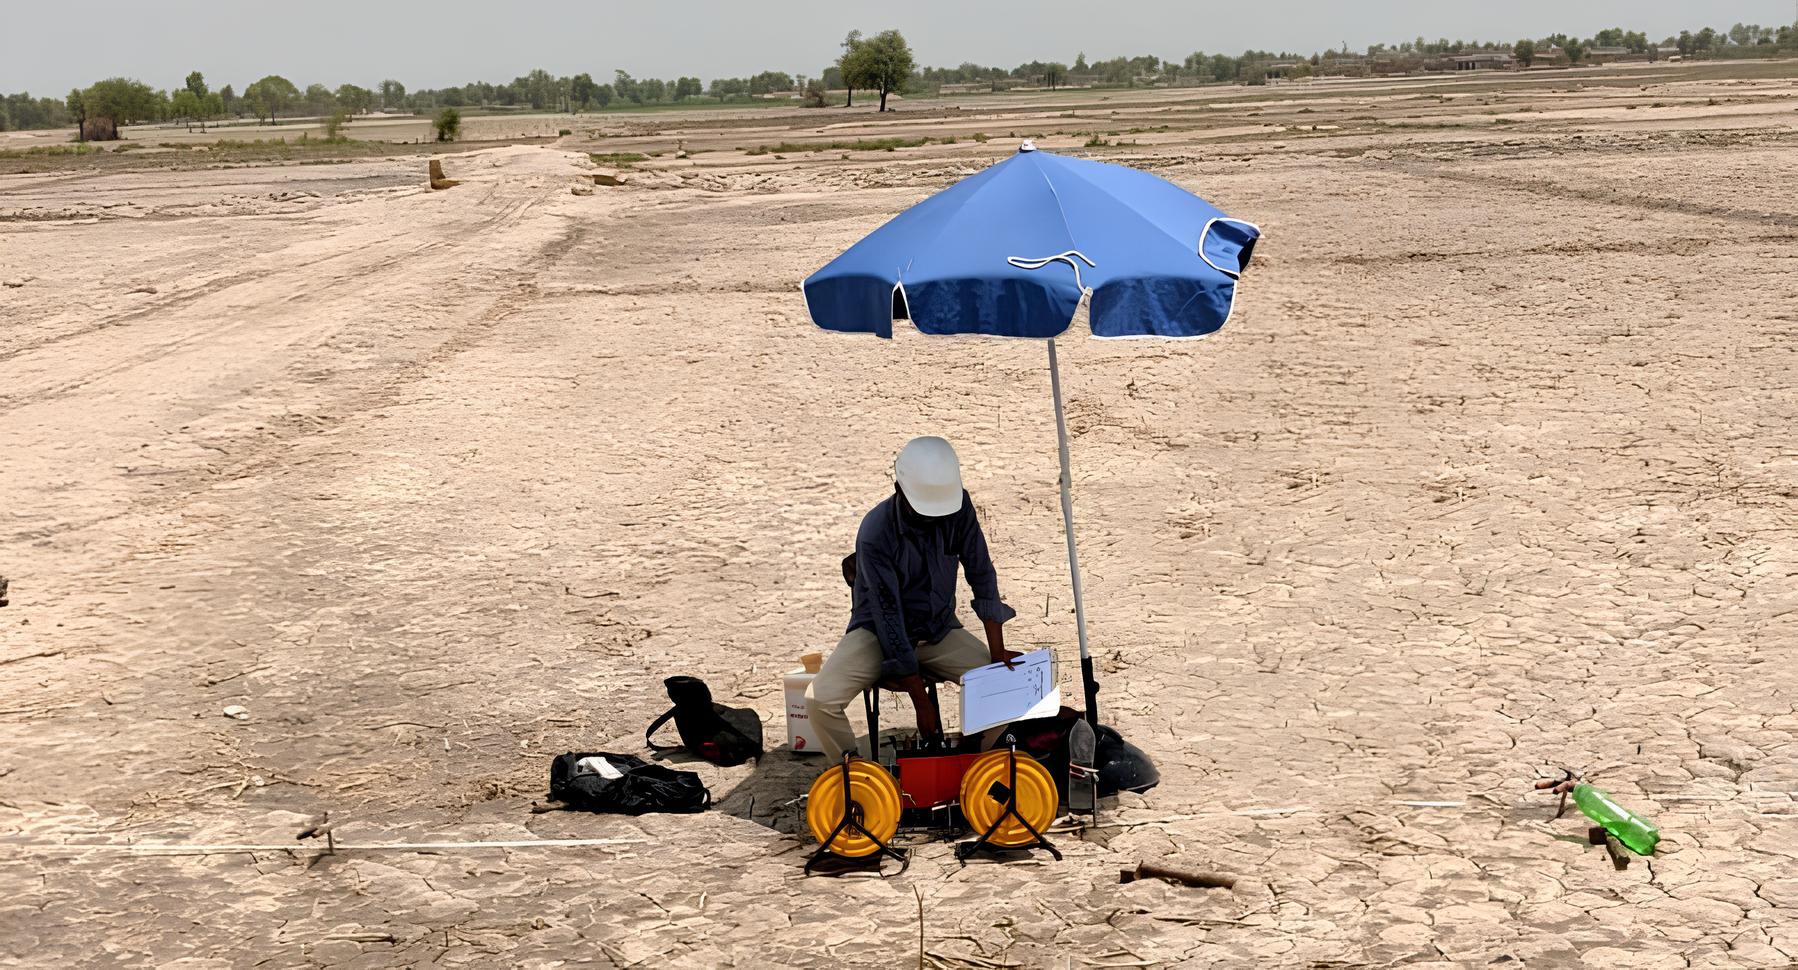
top-left (802, 143), bottom-right (1260, 730)
top-left (804, 142), bottom-right (1259, 340)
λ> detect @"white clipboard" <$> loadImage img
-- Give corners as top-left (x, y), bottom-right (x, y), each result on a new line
top-left (957, 648), bottom-right (1060, 734)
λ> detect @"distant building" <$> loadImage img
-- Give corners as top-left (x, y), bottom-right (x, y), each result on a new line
top-left (1451, 52), bottom-right (1516, 71)
top-left (1531, 46), bottom-right (1572, 67)
top-left (1370, 54), bottom-right (1426, 76)
top-left (1318, 52), bottom-right (1370, 78)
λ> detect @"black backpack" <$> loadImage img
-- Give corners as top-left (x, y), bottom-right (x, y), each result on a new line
top-left (549, 751), bottom-right (710, 815)
top-left (645, 676), bottom-right (764, 767)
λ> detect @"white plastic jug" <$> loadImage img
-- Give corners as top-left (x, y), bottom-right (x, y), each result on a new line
top-left (784, 669), bottom-right (822, 754)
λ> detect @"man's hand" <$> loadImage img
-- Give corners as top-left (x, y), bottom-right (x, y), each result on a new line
top-left (984, 619), bottom-right (1020, 669)
top-left (889, 674), bottom-right (943, 739)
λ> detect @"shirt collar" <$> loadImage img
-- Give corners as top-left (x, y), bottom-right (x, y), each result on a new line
top-left (892, 492), bottom-right (955, 539)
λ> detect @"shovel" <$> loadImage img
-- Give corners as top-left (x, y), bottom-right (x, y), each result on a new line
top-left (1067, 718), bottom-right (1098, 815)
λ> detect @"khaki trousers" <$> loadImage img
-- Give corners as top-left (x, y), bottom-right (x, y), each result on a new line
top-left (805, 626), bottom-right (991, 764)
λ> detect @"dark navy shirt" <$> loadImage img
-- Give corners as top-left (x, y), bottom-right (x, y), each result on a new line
top-left (847, 491), bottom-right (1016, 678)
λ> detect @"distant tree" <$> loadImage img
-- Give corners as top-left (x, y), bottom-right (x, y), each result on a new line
top-left (434, 107), bottom-right (460, 141)
top-left (748, 71), bottom-right (794, 95)
top-left (322, 109), bottom-right (349, 140)
top-left (219, 83), bottom-right (236, 115)
top-left (184, 71), bottom-right (207, 101)
top-left (838, 30), bottom-right (865, 106)
top-left (1729, 22), bottom-right (1753, 46)
top-left (75, 77), bottom-right (163, 140)
top-left (67, 88), bottom-right (87, 140)
top-left (379, 79), bottom-right (406, 112)
top-left (171, 88), bottom-right (203, 129)
top-left (512, 68), bottom-right (555, 109)
top-left (303, 83), bottom-right (334, 116)
top-left (2, 92), bottom-right (74, 131)
top-left (244, 75), bottom-right (298, 123)
top-left (1043, 62), bottom-right (1066, 89)
top-left (857, 29), bottom-right (916, 111)
top-left (709, 76), bottom-right (749, 99)
top-left (802, 78), bottom-right (827, 107)
top-left (570, 72), bottom-right (598, 111)
top-left (674, 76), bottom-right (703, 100)
top-left (335, 84), bottom-right (373, 114)
top-left (1514, 38), bottom-right (1536, 67)
top-left (1677, 31), bottom-right (1694, 56)
top-left (1073, 51), bottom-right (1089, 72)
top-left (613, 70), bottom-right (641, 104)
top-left (1695, 27), bottom-right (1717, 52)
top-left (1564, 38), bottom-right (1587, 64)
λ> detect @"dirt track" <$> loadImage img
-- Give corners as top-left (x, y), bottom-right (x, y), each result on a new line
top-left (3, 66), bottom-right (1798, 968)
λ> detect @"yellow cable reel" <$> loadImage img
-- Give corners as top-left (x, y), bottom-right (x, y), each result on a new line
top-left (959, 749), bottom-right (1057, 847)
top-left (805, 758), bottom-right (902, 858)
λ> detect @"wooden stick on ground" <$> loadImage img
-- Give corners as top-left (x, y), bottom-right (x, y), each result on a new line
top-left (1119, 862), bottom-right (1238, 889)
top-left (1588, 826), bottom-right (1631, 870)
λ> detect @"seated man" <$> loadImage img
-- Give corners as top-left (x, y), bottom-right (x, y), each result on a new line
top-left (807, 436), bottom-right (1020, 763)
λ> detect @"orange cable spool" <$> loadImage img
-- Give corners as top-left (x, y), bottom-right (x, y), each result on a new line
top-left (805, 758), bottom-right (902, 858)
top-left (958, 749), bottom-right (1057, 848)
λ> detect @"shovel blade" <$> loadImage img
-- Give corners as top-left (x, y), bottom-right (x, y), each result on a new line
top-left (1068, 719), bottom-right (1098, 815)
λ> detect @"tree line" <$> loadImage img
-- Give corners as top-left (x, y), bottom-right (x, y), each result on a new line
top-left (4, 18), bottom-right (1795, 135)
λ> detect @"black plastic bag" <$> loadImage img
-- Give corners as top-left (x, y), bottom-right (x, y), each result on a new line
top-left (549, 751), bottom-right (710, 815)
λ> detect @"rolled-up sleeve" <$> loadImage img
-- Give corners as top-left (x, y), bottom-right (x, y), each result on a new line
top-left (957, 499), bottom-right (1016, 625)
top-left (856, 522), bottom-right (918, 679)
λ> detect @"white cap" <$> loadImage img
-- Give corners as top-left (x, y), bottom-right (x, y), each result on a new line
top-left (1018, 139), bottom-right (1037, 153)
top-left (894, 437), bottom-right (965, 517)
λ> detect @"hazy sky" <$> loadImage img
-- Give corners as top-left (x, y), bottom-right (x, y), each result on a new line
top-left (5, 0), bottom-right (1794, 93)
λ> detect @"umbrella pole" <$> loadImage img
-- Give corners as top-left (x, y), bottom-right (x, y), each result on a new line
top-left (1047, 339), bottom-right (1099, 727)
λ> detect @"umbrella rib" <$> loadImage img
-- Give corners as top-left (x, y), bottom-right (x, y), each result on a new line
top-left (1030, 162), bottom-right (1081, 260)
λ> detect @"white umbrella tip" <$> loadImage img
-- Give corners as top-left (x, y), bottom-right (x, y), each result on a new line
top-left (1018, 139), bottom-right (1037, 153)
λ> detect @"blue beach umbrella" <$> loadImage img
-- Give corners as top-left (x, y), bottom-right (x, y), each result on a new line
top-left (803, 142), bottom-right (1260, 725)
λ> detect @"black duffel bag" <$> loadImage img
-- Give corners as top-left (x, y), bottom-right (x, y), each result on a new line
top-left (549, 751), bottom-right (710, 815)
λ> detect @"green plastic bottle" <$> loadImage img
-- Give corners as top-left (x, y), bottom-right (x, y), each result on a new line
top-left (1572, 784), bottom-right (1660, 855)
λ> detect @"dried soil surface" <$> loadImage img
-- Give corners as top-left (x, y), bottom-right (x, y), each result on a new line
top-left (3, 65), bottom-right (1797, 969)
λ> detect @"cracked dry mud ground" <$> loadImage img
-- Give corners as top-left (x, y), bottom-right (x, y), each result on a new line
top-left (2, 72), bottom-right (1796, 969)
